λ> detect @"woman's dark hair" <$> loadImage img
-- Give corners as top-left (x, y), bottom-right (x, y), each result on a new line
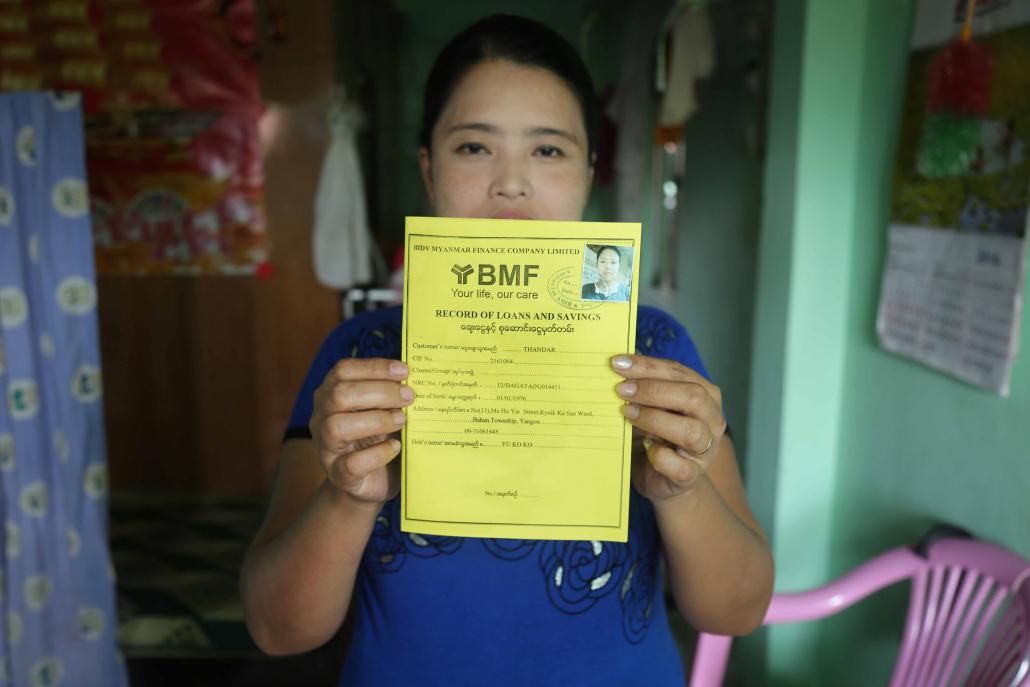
top-left (419, 14), bottom-right (598, 160)
top-left (595, 245), bottom-right (621, 263)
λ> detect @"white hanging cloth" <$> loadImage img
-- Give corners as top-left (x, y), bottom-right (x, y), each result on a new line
top-left (313, 94), bottom-right (372, 290)
top-left (657, 2), bottom-right (716, 127)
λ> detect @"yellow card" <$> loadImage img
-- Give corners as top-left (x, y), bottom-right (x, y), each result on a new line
top-left (401, 216), bottom-right (641, 542)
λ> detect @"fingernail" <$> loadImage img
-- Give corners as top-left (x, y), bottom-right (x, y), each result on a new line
top-left (612, 356), bottom-right (632, 370)
top-left (390, 362), bottom-right (408, 376)
top-left (617, 382), bottom-right (637, 397)
top-left (622, 404), bottom-right (640, 419)
top-left (392, 410), bottom-right (406, 425)
top-left (642, 437), bottom-right (654, 451)
top-left (389, 439), bottom-right (401, 453)
top-left (400, 386), bottom-right (415, 402)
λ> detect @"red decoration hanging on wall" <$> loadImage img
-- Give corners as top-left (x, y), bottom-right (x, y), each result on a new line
top-left (0, 0), bottom-right (267, 276)
top-left (927, 0), bottom-right (994, 116)
top-left (917, 0), bottom-right (995, 179)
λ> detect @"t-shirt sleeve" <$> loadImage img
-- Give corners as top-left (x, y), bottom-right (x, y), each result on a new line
top-left (283, 307), bottom-right (404, 442)
top-left (635, 305), bottom-right (711, 380)
top-left (635, 306), bottom-right (732, 437)
top-left (283, 324), bottom-right (351, 441)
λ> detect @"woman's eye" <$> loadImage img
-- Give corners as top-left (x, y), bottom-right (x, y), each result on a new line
top-left (456, 142), bottom-right (488, 155)
top-left (535, 145), bottom-right (564, 158)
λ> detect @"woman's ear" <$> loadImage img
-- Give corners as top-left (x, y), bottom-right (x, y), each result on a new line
top-left (418, 147), bottom-right (435, 207)
top-left (588, 152), bottom-right (596, 184)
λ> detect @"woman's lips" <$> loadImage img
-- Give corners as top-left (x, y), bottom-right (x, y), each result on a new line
top-left (491, 209), bottom-right (530, 220)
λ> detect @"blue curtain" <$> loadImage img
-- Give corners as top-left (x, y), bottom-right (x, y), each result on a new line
top-left (0, 93), bottom-right (126, 687)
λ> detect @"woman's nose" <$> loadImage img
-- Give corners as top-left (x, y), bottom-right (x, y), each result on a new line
top-left (489, 158), bottom-right (531, 200)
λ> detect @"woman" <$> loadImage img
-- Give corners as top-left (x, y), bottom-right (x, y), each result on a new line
top-left (582, 244), bottom-right (631, 301)
top-left (241, 14), bottom-right (773, 686)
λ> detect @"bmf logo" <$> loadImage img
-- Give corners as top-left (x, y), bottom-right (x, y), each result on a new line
top-left (450, 263), bottom-right (540, 286)
top-left (451, 264), bottom-right (474, 284)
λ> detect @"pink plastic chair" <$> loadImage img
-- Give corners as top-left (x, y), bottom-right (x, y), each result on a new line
top-left (690, 533), bottom-right (1030, 686)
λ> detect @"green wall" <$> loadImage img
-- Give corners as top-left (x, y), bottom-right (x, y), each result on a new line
top-left (744, 0), bottom-right (867, 681)
top-left (822, 0), bottom-right (1030, 681)
top-left (750, 0), bottom-right (1030, 684)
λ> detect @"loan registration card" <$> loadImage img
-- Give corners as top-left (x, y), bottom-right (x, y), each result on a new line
top-left (400, 216), bottom-right (641, 541)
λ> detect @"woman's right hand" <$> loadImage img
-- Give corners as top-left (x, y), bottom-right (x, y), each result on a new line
top-left (309, 358), bottom-right (413, 505)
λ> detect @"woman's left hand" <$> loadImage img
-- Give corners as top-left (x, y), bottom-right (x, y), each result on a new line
top-left (612, 354), bottom-right (727, 502)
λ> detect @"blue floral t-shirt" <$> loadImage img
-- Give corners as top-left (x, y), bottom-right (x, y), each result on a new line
top-left (286, 305), bottom-right (711, 687)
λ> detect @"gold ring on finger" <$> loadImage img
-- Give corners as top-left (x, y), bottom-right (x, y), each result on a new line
top-left (696, 434), bottom-right (714, 456)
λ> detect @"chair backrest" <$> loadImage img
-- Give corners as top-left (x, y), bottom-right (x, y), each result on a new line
top-left (893, 538), bottom-right (1030, 687)
top-left (689, 537), bottom-right (1030, 687)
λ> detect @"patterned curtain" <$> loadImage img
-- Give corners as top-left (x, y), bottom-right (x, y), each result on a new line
top-left (0, 92), bottom-right (126, 687)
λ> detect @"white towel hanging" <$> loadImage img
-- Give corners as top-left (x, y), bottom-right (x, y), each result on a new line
top-left (312, 89), bottom-right (373, 290)
top-left (656, 2), bottom-right (716, 127)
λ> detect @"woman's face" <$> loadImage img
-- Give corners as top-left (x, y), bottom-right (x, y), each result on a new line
top-left (419, 59), bottom-right (593, 222)
top-left (596, 249), bottom-right (620, 282)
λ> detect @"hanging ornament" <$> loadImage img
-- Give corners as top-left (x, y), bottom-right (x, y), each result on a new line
top-left (916, 0), bottom-right (993, 179)
top-left (927, 2), bottom-right (993, 115)
top-left (916, 113), bottom-right (982, 178)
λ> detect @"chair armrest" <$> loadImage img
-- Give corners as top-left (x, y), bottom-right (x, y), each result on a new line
top-left (765, 547), bottom-right (923, 624)
top-left (690, 547), bottom-right (925, 686)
